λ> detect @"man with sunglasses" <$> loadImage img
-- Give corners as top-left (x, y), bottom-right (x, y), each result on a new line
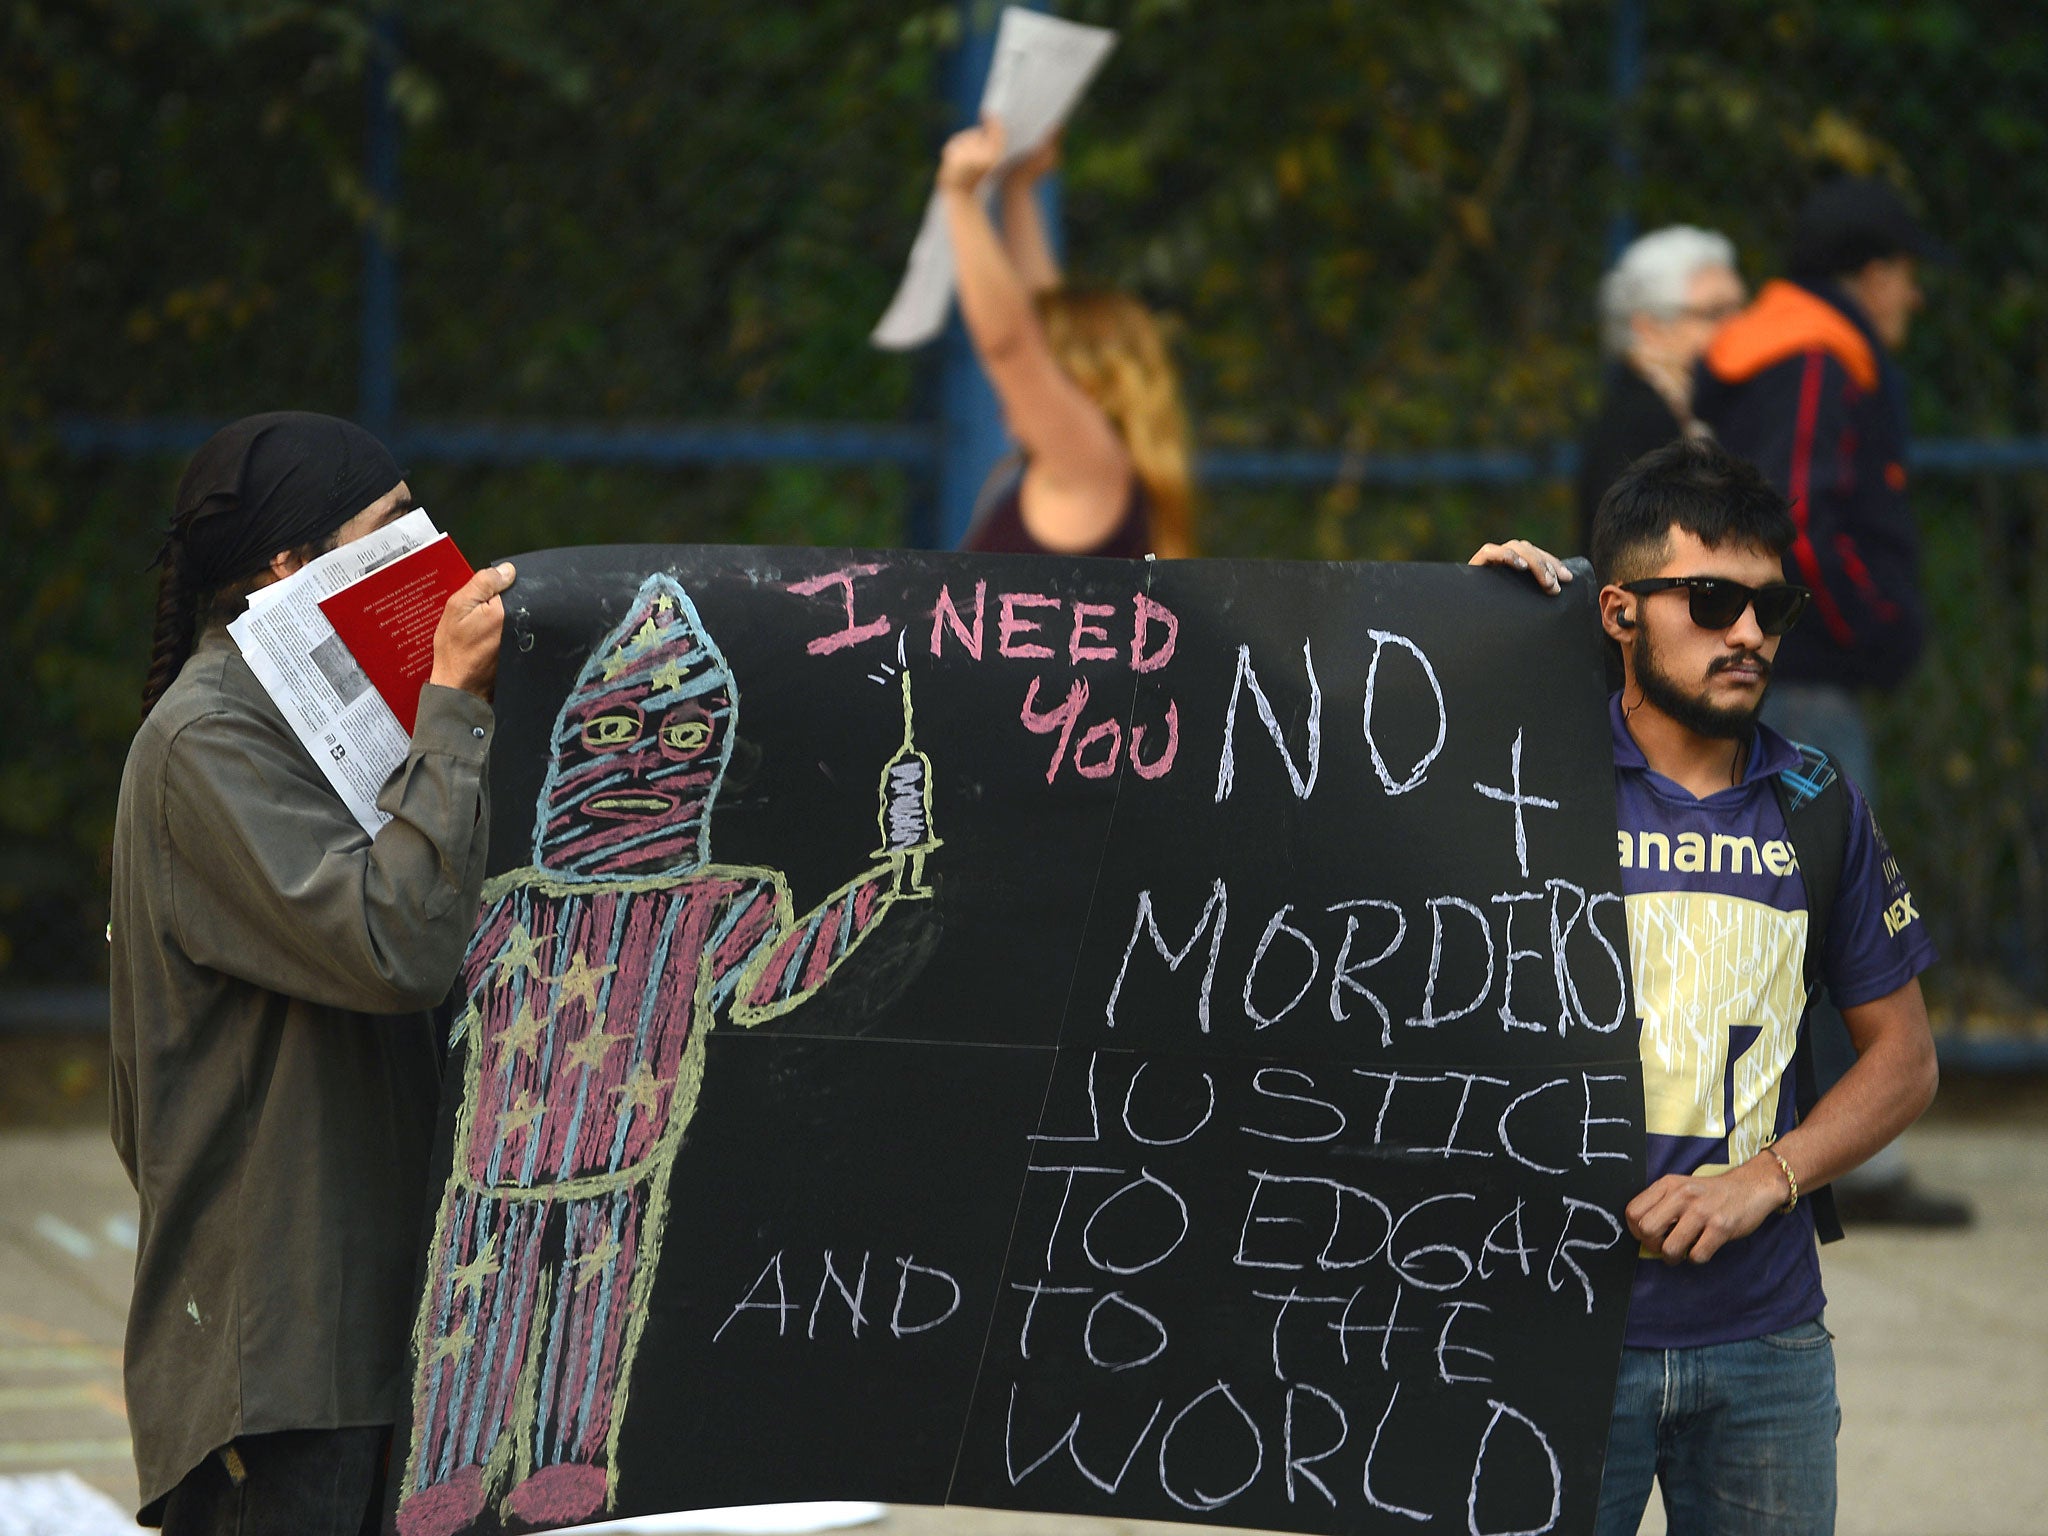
top-left (1477, 437), bottom-right (1939, 1533)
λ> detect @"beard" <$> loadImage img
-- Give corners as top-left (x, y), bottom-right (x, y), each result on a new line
top-left (1633, 618), bottom-right (1772, 740)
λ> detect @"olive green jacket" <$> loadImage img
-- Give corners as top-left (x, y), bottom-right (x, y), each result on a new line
top-left (109, 624), bottom-right (493, 1518)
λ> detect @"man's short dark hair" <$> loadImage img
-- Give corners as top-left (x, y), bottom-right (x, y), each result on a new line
top-left (1787, 175), bottom-right (1941, 285)
top-left (1589, 438), bottom-right (1796, 586)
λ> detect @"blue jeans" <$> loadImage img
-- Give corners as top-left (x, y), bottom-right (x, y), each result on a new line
top-left (1595, 1318), bottom-right (1840, 1536)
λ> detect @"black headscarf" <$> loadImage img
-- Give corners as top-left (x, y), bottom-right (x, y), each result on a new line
top-left (161, 412), bottom-right (404, 593)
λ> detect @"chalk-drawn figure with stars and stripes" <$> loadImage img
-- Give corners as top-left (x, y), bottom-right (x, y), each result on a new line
top-left (396, 572), bottom-right (938, 1536)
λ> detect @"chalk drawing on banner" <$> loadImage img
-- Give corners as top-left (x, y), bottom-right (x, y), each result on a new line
top-left (395, 573), bottom-right (940, 1536)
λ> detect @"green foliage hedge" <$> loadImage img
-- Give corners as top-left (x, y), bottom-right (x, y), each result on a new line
top-left (6, 1), bottom-right (2045, 1016)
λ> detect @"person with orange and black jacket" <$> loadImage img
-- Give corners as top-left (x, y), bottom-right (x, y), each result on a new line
top-left (1693, 176), bottom-right (1970, 1229)
top-left (1693, 177), bottom-right (1933, 697)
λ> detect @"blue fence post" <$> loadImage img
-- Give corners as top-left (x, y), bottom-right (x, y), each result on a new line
top-left (922, 0), bottom-right (1059, 550)
top-left (1605, 0), bottom-right (1645, 264)
top-left (359, 14), bottom-right (401, 441)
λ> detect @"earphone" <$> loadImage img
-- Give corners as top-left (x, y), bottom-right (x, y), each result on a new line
top-left (1615, 612), bottom-right (1636, 630)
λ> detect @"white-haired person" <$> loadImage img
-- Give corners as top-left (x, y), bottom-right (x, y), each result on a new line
top-left (1574, 226), bottom-right (1745, 548)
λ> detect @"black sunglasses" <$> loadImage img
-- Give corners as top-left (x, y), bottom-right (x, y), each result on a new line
top-left (1619, 577), bottom-right (1812, 636)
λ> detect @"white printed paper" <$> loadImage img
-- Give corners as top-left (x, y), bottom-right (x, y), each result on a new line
top-left (0, 1472), bottom-right (138, 1536)
top-left (870, 7), bottom-right (1117, 351)
top-left (228, 507), bottom-right (441, 837)
top-left (538, 1502), bottom-right (886, 1534)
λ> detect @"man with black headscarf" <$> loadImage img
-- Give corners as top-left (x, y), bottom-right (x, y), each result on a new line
top-left (109, 412), bottom-right (516, 1534)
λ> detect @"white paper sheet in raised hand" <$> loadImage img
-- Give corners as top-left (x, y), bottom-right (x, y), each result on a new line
top-left (228, 507), bottom-right (441, 837)
top-left (0, 1472), bottom-right (138, 1536)
top-left (870, 6), bottom-right (1117, 351)
top-left (536, 1501), bottom-right (887, 1534)
top-left (978, 7), bottom-right (1117, 157)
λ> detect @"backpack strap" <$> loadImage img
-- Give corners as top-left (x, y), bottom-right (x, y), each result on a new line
top-left (1769, 740), bottom-right (1852, 1245)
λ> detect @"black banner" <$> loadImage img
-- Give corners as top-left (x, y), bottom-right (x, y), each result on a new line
top-left (391, 547), bottom-right (1641, 1536)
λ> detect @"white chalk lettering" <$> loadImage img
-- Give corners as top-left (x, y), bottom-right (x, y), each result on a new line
top-left (1362, 629), bottom-right (1447, 795)
top-left (1406, 897), bottom-right (1495, 1030)
top-left (1549, 881), bottom-right (1629, 1035)
top-left (1005, 1382), bottom-right (1162, 1494)
top-left (1388, 1192), bottom-right (1479, 1292)
top-left (1498, 1078), bottom-right (1572, 1175)
top-left (1122, 1060), bottom-right (1215, 1147)
top-left (1479, 1199), bottom-right (1537, 1278)
top-left (1467, 1399), bottom-right (1562, 1536)
top-left (1215, 639), bottom-right (1322, 803)
top-left (1030, 1050), bottom-right (1102, 1144)
top-left (1492, 890), bottom-right (1552, 1033)
top-left (1331, 1283), bottom-right (1419, 1371)
top-left (1363, 1383), bottom-right (1432, 1522)
top-left (1412, 1071), bottom-right (1510, 1159)
top-left (807, 1249), bottom-right (869, 1339)
top-left (1027, 1163), bottom-right (1122, 1271)
top-left (1328, 897), bottom-right (1406, 1046)
top-left (1471, 729), bottom-right (1560, 879)
top-left (1107, 881), bottom-right (1228, 1033)
top-left (1235, 1172), bottom-right (1394, 1274)
top-left (1082, 1168), bottom-right (1190, 1276)
top-left (1158, 1381), bottom-right (1265, 1512)
top-left (1010, 1281), bottom-right (1092, 1361)
top-left (1243, 1066), bottom-right (1347, 1144)
top-left (1243, 904), bottom-right (1321, 1027)
top-left (1283, 1383), bottom-right (1349, 1509)
top-left (714, 1250), bottom-right (793, 1342)
top-left (1252, 1286), bottom-right (1348, 1381)
top-left (1085, 1290), bottom-right (1171, 1372)
top-left (1580, 1074), bottom-right (1634, 1165)
top-left (888, 1255), bottom-right (961, 1337)
top-left (1435, 1300), bottom-right (1495, 1385)
top-left (1354, 1069), bottom-right (1445, 1145)
top-left (1547, 1197), bottom-right (1626, 1316)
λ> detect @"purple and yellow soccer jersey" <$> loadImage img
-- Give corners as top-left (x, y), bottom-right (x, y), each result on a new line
top-left (1608, 697), bottom-right (1936, 1348)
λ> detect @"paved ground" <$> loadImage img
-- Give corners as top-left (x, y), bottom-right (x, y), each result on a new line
top-left (1, 1055), bottom-right (2041, 1535)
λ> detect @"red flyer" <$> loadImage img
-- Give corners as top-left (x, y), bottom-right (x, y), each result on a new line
top-left (317, 534), bottom-right (474, 733)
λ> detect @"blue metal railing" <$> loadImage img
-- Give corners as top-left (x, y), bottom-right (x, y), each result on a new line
top-left (51, 413), bottom-right (2048, 486)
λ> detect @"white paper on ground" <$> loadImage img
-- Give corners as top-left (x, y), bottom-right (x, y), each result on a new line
top-left (0, 1471), bottom-right (138, 1536)
top-left (227, 507), bottom-right (442, 837)
top-left (870, 6), bottom-right (1116, 350)
top-left (537, 1501), bottom-right (888, 1534)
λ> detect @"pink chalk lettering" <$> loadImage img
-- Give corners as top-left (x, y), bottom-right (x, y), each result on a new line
top-left (1130, 700), bottom-right (1180, 779)
top-left (929, 580), bottom-right (987, 660)
top-left (1021, 675), bottom-right (1089, 784)
top-left (789, 565), bottom-right (890, 655)
top-left (1131, 593), bottom-right (1179, 673)
top-left (1068, 602), bottom-right (1119, 664)
top-left (1074, 719), bottom-right (1122, 779)
top-left (998, 592), bottom-right (1060, 660)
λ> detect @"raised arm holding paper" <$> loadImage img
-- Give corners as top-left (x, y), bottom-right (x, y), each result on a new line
top-left (942, 116), bottom-right (1197, 558)
top-left (869, 6), bottom-right (1116, 351)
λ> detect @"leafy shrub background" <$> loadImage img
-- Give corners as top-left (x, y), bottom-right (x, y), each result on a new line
top-left (6, 0), bottom-right (2043, 1018)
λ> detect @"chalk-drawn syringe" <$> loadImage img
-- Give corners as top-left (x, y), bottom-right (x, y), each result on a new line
top-left (875, 669), bottom-right (942, 897)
